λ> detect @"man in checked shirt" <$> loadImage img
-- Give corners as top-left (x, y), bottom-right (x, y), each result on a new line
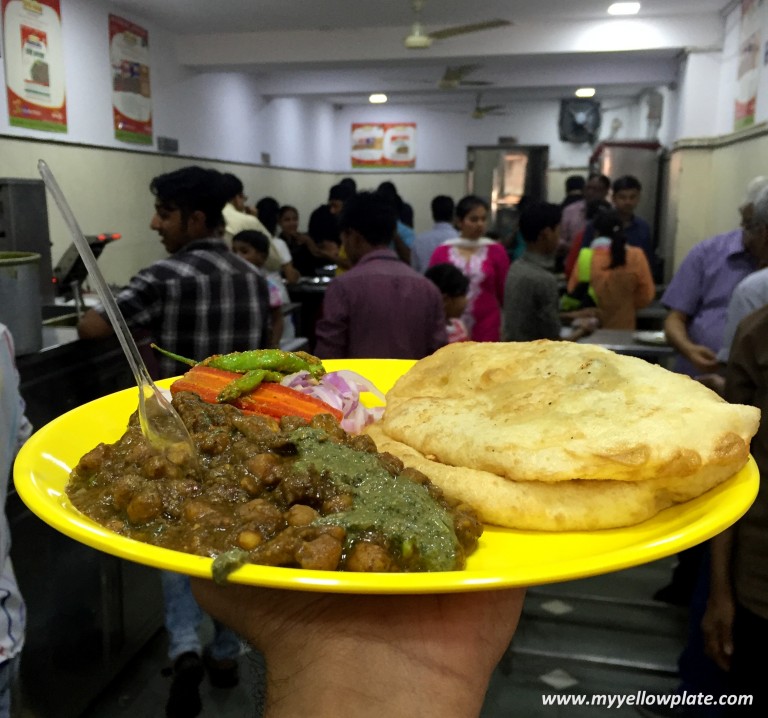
top-left (78, 165), bottom-right (270, 717)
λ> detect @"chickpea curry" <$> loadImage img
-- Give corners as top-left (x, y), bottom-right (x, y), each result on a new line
top-left (66, 392), bottom-right (482, 579)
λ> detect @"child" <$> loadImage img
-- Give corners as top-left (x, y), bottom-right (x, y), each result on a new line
top-left (232, 230), bottom-right (284, 348)
top-left (425, 263), bottom-right (470, 343)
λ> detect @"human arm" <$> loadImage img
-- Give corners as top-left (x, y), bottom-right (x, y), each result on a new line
top-left (564, 230), bottom-right (584, 279)
top-left (270, 238), bottom-right (300, 284)
top-left (663, 310), bottom-right (719, 373)
top-left (702, 527), bottom-right (736, 671)
top-left (289, 232), bottom-right (338, 263)
top-left (191, 580), bottom-right (525, 718)
top-left (281, 260), bottom-right (300, 285)
top-left (77, 308), bottom-right (114, 339)
top-left (77, 270), bottom-right (161, 341)
top-left (702, 320), bottom-right (761, 669)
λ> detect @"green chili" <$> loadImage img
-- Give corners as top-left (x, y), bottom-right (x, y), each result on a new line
top-left (151, 345), bottom-right (325, 379)
top-left (151, 344), bottom-right (327, 402)
top-left (216, 368), bottom-right (284, 402)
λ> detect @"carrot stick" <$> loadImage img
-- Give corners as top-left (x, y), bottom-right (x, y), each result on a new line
top-left (170, 365), bottom-right (343, 422)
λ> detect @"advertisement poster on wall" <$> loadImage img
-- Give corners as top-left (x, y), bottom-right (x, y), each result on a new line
top-left (109, 14), bottom-right (152, 144)
top-left (2, 0), bottom-right (67, 132)
top-left (351, 123), bottom-right (416, 168)
top-left (735, 0), bottom-right (764, 130)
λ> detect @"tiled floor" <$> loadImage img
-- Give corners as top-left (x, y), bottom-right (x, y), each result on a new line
top-left (69, 557), bottom-right (687, 718)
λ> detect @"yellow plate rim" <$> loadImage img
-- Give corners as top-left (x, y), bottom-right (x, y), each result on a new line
top-left (13, 359), bottom-right (759, 594)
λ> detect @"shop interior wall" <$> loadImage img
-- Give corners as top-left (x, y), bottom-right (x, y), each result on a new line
top-left (662, 124), bottom-right (768, 275)
top-left (0, 136), bottom-right (465, 286)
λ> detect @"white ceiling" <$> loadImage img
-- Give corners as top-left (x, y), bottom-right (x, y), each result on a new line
top-left (110, 0), bottom-right (737, 112)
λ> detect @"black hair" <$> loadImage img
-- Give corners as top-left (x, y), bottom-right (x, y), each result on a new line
top-left (339, 177), bottom-right (357, 193)
top-left (431, 195), bottom-right (455, 223)
top-left (518, 202), bottom-right (562, 243)
top-left (338, 191), bottom-right (396, 246)
top-left (150, 166), bottom-right (227, 231)
top-left (588, 173), bottom-right (612, 191)
top-left (278, 204), bottom-right (297, 219)
top-left (256, 196), bottom-right (280, 235)
top-left (377, 181), bottom-right (404, 212)
top-left (592, 208), bottom-right (627, 268)
top-left (585, 199), bottom-right (612, 220)
top-left (612, 174), bottom-right (642, 194)
top-left (329, 183), bottom-right (354, 203)
top-left (425, 263), bottom-right (469, 298)
top-left (455, 194), bottom-right (489, 220)
top-left (565, 175), bottom-right (586, 192)
top-left (232, 230), bottom-right (271, 256)
top-left (220, 172), bottom-right (244, 201)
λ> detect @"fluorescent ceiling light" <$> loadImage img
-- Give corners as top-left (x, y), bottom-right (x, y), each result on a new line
top-left (369, 93), bottom-right (388, 104)
top-left (607, 2), bottom-right (641, 15)
top-left (575, 87), bottom-right (596, 98)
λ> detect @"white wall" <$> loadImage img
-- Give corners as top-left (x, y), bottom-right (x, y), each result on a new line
top-left (3, 0), bottom-right (766, 286)
top-left (0, 0), bottom-right (658, 175)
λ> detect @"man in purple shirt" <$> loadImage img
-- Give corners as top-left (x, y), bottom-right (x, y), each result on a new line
top-left (314, 191), bottom-right (448, 359)
top-left (654, 177), bottom-right (768, 642)
top-left (662, 176), bottom-right (768, 378)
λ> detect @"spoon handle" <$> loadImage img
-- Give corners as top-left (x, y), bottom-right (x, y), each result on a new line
top-left (38, 160), bottom-right (195, 457)
top-left (38, 160), bottom-right (151, 385)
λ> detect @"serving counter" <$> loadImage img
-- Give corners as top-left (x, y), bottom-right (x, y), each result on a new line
top-left (576, 328), bottom-right (675, 366)
top-left (10, 327), bottom-right (164, 717)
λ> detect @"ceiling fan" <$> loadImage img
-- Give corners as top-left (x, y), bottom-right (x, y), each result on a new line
top-left (404, 0), bottom-right (511, 50)
top-left (438, 64), bottom-right (492, 90)
top-left (472, 93), bottom-right (506, 119)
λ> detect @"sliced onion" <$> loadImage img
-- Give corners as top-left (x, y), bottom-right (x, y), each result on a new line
top-left (281, 370), bottom-right (385, 433)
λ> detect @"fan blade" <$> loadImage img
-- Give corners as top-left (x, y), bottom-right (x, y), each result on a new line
top-left (441, 64), bottom-right (481, 83)
top-left (459, 80), bottom-right (493, 86)
top-left (478, 105), bottom-right (504, 114)
top-left (429, 19), bottom-right (511, 41)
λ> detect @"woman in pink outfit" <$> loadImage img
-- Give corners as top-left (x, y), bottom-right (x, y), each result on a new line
top-left (428, 195), bottom-right (510, 342)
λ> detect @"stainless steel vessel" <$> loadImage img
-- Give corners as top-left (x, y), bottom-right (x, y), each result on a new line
top-left (0, 251), bottom-right (42, 355)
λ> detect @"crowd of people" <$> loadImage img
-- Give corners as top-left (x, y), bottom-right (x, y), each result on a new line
top-left (1, 165), bottom-right (764, 717)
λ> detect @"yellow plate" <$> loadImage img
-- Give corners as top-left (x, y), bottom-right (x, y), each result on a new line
top-left (13, 359), bottom-right (759, 594)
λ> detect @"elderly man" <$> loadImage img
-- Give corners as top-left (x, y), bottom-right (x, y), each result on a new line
top-left (662, 176), bottom-right (768, 379)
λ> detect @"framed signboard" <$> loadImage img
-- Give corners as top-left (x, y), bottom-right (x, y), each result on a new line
top-left (351, 123), bottom-right (416, 168)
top-left (2, 0), bottom-right (67, 132)
top-left (109, 14), bottom-right (152, 144)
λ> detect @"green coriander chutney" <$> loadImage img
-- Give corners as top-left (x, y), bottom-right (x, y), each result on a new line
top-left (290, 427), bottom-right (461, 571)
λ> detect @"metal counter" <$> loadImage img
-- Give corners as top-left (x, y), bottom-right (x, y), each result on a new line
top-left (576, 328), bottom-right (675, 366)
top-left (10, 328), bottom-right (164, 717)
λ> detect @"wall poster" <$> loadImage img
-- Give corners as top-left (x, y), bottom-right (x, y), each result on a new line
top-left (2, 0), bottom-right (67, 132)
top-left (351, 123), bottom-right (416, 168)
top-left (109, 14), bottom-right (152, 144)
top-left (735, 0), bottom-right (764, 130)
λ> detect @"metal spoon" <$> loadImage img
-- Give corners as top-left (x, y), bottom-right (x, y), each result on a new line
top-left (38, 159), bottom-right (197, 464)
